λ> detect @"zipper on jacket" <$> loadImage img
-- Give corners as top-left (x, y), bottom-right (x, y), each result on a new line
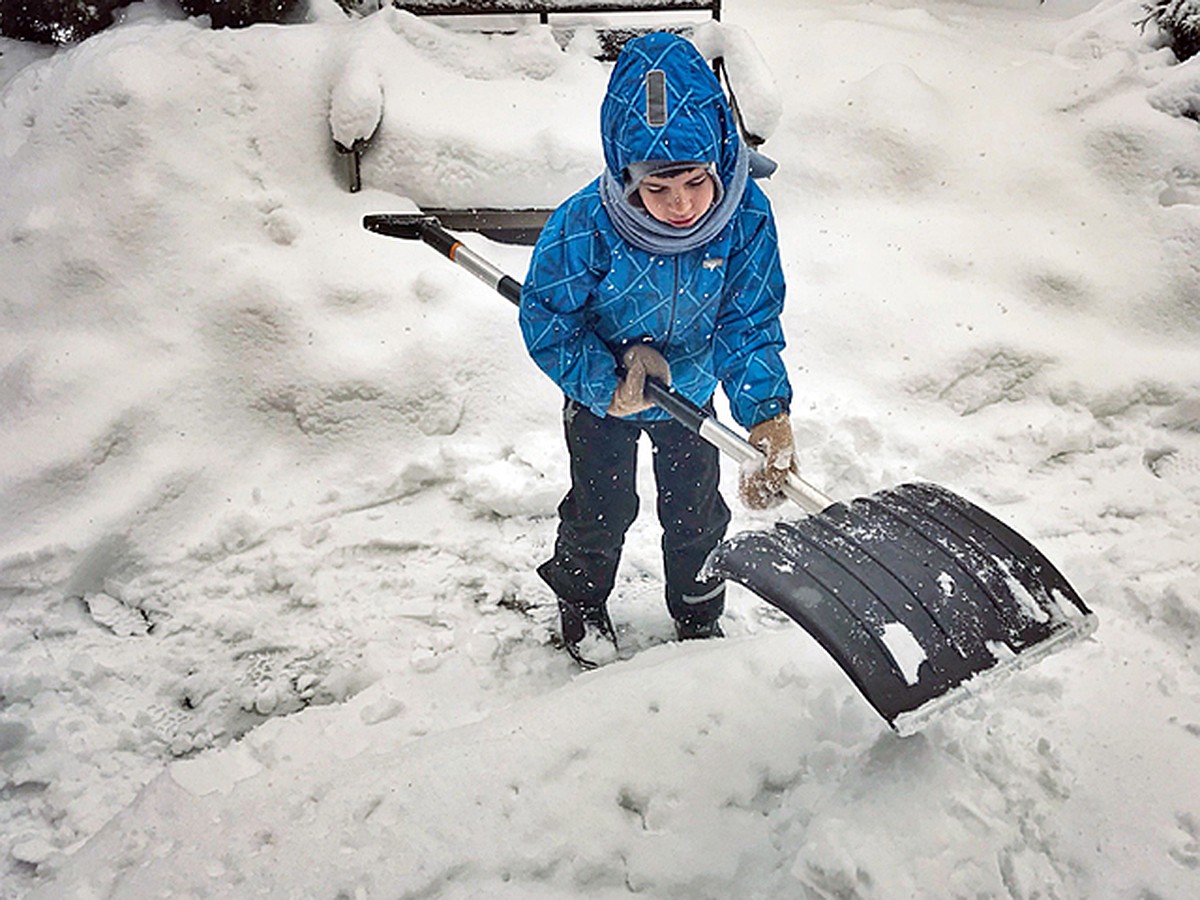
top-left (662, 256), bottom-right (680, 350)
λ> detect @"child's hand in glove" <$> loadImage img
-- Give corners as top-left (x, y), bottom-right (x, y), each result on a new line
top-left (738, 412), bottom-right (796, 509)
top-left (608, 345), bottom-right (671, 417)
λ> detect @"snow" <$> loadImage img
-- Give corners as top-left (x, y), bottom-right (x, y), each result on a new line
top-left (880, 621), bottom-right (927, 685)
top-left (1, 0), bottom-right (1199, 897)
top-left (691, 19), bottom-right (784, 139)
top-left (336, 8), bottom-right (607, 208)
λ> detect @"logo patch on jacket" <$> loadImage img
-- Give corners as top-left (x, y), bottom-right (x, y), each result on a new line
top-left (703, 257), bottom-right (725, 270)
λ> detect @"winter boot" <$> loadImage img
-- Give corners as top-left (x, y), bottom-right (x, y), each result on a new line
top-left (675, 617), bottom-right (725, 641)
top-left (559, 600), bottom-right (619, 669)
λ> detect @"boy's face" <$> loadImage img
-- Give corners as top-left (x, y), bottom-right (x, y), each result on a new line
top-left (637, 167), bottom-right (716, 228)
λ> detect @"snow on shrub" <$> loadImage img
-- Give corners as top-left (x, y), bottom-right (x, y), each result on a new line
top-left (0, 0), bottom-right (304, 44)
top-left (178, 0), bottom-right (304, 30)
top-left (1140, 0), bottom-right (1200, 61)
top-left (0, 0), bottom-right (129, 43)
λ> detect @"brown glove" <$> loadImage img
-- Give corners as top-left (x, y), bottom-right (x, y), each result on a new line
top-left (608, 345), bottom-right (671, 417)
top-left (738, 412), bottom-right (796, 509)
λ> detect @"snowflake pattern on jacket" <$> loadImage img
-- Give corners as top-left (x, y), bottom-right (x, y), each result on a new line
top-left (519, 33), bottom-right (791, 428)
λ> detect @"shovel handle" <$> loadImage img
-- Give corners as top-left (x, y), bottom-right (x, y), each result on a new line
top-left (364, 214), bottom-right (523, 305)
top-left (363, 213), bottom-right (835, 514)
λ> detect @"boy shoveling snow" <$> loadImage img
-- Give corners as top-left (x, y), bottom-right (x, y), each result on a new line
top-left (520, 32), bottom-right (796, 668)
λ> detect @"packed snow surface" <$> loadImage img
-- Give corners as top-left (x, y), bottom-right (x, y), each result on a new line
top-left (2, 0), bottom-right (1199, 897)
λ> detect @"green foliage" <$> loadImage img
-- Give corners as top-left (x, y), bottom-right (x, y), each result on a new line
top-left (1140, 0), bottom-right (1200, 61)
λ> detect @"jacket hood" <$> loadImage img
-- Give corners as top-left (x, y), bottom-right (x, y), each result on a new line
top-left (600, 33), bottom-right (742, 192)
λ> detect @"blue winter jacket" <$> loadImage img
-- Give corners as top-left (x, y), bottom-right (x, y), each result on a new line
top-left (519, 33), bottom-right (791, 429)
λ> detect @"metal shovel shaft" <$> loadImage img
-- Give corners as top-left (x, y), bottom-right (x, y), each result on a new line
top-left (364, 213), bottom-right (833, 512)
top-left (644, 378), bottom-right (834, 512)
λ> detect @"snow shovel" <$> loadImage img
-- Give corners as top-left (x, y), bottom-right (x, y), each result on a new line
top-left (363, 213), bottom-right (1098, 736)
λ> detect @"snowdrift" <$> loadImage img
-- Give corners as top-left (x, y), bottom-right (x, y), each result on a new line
top-left (2, 0), bottom-right (1199, 897)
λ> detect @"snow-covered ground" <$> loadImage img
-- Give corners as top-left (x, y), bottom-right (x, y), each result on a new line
top-left (2, 0), bottom-right (1198, 896)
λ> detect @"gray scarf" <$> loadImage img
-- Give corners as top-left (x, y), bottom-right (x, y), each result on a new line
top-left (600, 145), bottom-right (777, 256)
top-left (600, 141), bottom-right (752, 256)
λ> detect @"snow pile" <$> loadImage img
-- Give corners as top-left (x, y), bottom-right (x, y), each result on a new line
top-left (2, 0), bottom-right (1199, 897)
top-left (692, 19), bottom-right (784, 140)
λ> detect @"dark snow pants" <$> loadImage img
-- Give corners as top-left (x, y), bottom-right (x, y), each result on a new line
top-left (537, 397), bottom-right (731, 626)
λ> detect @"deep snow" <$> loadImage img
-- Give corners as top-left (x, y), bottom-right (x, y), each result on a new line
top-left (1, 0), bottom-right (1199, 897)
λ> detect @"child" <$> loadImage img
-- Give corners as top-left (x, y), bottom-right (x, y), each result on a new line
top-left (519, 32), bottom-right (796, 667)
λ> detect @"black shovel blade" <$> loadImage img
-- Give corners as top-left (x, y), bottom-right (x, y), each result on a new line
top-left (706, 481), bottom-right (1097, 735)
